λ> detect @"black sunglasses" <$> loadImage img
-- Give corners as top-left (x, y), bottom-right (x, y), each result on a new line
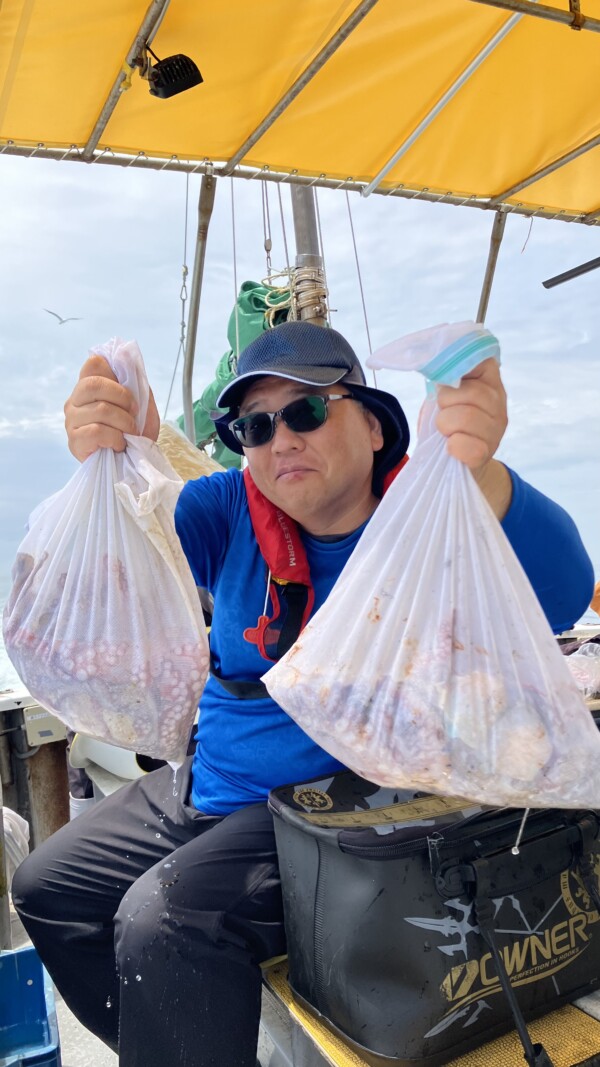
top-left (229, 393), bottom-right (357, 448)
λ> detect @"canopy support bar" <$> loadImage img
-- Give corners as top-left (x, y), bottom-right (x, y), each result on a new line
top-left (476, 210), bottom-right (507, 323)
top-left (182, 172), bottom-right (217, 442)
top-left (470, 0), bottom-right (600, 33)
top-left (489, 132), bottom-right (600, 205)
top-left (361, 10), bottom-right (525, 197)
top-left (82, 0), bottom-right (171, 161)
top-left (221, 0), bottom-right (380, 176)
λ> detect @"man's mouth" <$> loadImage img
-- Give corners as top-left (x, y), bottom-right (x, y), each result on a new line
top-left (276, 466), bottom-right (314, 480)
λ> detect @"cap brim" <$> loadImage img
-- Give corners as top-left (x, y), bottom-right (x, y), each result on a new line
top-left (216, 366), bottom-right (349, 411)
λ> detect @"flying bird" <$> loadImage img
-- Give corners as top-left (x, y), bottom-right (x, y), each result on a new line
top-left (44, 308), bottom-right (82, 325)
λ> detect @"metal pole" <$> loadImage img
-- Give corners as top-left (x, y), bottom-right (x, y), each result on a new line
top-left (221, 0), bottom-right (380, 176)
top-left (469, 0), bottom-right (600, 32)
top-left (542, 254), bottom-right (600, 288)
top-left (290, 185), bottom-right (327, 326)
top-left (362, 11), bottom-right (523, 197)
top-left (476, 210), bottom-right (507, 323)
top-left (182, 172), bottom-right (217, 443)
top-left (489, 132), bottom-right (600, 205)
top-left (82, 0), bottom-right (171, 161)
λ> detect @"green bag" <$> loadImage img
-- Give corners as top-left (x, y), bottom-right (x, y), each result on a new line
top-left (178, 280), bottom-right (290, 468)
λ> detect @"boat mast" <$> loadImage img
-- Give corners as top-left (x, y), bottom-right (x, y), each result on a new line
top-left (290, 185), bottom-right (328, 326)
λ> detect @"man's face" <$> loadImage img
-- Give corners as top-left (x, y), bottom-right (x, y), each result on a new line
top-left (238, 376), bottom-right (384, 535)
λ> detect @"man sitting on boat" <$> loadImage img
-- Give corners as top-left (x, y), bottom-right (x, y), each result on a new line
top-left (12, 321), bottom-right (594, 1067)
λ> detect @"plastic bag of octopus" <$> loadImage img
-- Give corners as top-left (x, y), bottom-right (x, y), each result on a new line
top-left (264, 322), bottom-right (600, 808)
top-left (566, 642), bottom-right (600, 699)
top-left (2, 338), bottom-right (209, 763)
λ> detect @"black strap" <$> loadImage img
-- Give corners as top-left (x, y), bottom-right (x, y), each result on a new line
top-left (275, 582), bottom-right (310, 658)
top-left (473, 870), bottom-right (556, 1067)
top-left (209, 651), bottom-right (268, 700)
top-left (210, 580), bottom-right (309, 700)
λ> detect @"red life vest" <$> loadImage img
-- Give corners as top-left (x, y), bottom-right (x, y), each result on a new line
top-left (209, 459), bottom-right (408, 699)
top-left (242, 459), bottom-right (409, 663)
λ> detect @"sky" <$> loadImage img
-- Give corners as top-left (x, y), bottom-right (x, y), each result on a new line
top-left (1, 152), bottom-right (599, 607)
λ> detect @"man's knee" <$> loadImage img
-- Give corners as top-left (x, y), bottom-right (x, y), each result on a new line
top-left (11, 850), bottom-right (50, 920)
top-left (115, 873), bottom-right (232, 967)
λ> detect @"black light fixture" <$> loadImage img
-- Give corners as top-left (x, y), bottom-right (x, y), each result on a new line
top-left (143, 45), bottom-right (203, 99)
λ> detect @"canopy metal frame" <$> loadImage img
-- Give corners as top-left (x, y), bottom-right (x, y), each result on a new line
top-left (82, 0), bottom-right (172, 162)
top-left (361, 9), bottom-right (525, 198)
top-left (2, 143), bottom-right (598, 227)
top-left (3, 0), bottom-right (600, 225)
top-left (221, 0), bottom-right (381, 177)
top-left (470, 0), bottom-right (600, 33)
top-left (1, 0), bottom-right (595, 433)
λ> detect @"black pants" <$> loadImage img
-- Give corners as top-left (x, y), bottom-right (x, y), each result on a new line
top-left (12, 759), bottom-right (286, 1067)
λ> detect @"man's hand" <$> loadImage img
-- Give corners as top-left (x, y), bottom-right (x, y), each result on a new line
top-left (435, 357), bottom-right (512, 519)
top-left (64, 355), bottom-right (160, 462)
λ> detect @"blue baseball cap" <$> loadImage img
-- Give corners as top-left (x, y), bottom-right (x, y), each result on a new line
top-left (214, 321), bottom-right (409, 494)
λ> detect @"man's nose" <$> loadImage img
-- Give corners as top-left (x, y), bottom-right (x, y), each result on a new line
top-left (271, 415), bottom-right (304, 450)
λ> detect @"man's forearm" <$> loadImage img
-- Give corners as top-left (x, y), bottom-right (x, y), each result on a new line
top-left (475, 458), bottom-right (513, 520)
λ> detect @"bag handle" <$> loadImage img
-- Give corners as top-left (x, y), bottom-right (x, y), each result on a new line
top-left (434, 815), bottom-right (596, 900)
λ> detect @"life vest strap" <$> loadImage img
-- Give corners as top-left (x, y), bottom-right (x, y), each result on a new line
top-left (209, 651), bottom-right (268, 700)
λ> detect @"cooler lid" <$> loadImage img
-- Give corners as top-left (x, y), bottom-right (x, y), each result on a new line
top-left (269, 770), bottom-right (489, 848)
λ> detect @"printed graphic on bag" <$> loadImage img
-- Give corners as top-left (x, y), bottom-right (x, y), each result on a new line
top-left (405, 854), bottom-right (600, 1039)
top-left (270, 772), bottom-right (600, 1066)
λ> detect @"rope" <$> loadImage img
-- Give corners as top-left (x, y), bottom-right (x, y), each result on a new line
top-left (231, 177), bottom-right (241, 364)
top-left (262, 270), bottom-right (293, 326)
top-left (314, 190), bottom-right (332, 325)
top-left (264, 184), bottom-right (329, 328)
top-left (163, 172), bottom-right (190, 420)
top-left (290, 266), bottom-right (328, 321)
top-left (277, 183), bottom-right (292, 273)
top-left (262, 182), bottom-right (273, 275)
top-left (343, 192), bottom-right (371, 358)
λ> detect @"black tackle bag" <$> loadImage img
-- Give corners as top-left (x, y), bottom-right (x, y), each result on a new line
top-left (268, 771), bottom-right (600, 1067)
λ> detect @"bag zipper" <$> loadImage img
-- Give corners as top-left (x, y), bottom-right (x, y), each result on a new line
top-left (422, 331), bottom-right (499, 383)
top-left (338, 809), bottom-right (567, 861)
top-left (313, 840), bottom-right (330, 1012)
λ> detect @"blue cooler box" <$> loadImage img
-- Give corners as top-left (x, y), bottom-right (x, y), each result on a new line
top-left (0, 946), bottom-right (61, 1067)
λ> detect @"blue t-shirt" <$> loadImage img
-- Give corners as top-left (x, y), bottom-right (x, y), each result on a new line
top-left (175, 467), bottom-right (593, 815)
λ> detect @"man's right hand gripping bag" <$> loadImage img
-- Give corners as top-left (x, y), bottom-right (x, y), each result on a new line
top-left (2, 338), bottom-right (209, 763)
top-left (264, 322), bottom-right (600, 809)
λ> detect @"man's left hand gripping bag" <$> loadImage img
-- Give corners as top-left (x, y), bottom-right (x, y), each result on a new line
top-left (2, 338), bottom-right (209, 762)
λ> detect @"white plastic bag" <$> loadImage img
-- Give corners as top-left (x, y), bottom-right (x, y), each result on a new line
top-left (2, 806), bottom-right (30, 891)
top-left (566, 643), bottom-right (600, 699)
top-left (265, 323), bottom-right (600, 808)
top-left (2, 338), bottom-right (209, 762)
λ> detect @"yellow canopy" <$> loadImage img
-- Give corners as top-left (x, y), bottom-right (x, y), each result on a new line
top-left (2, 0), bottom-right (600, 223)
